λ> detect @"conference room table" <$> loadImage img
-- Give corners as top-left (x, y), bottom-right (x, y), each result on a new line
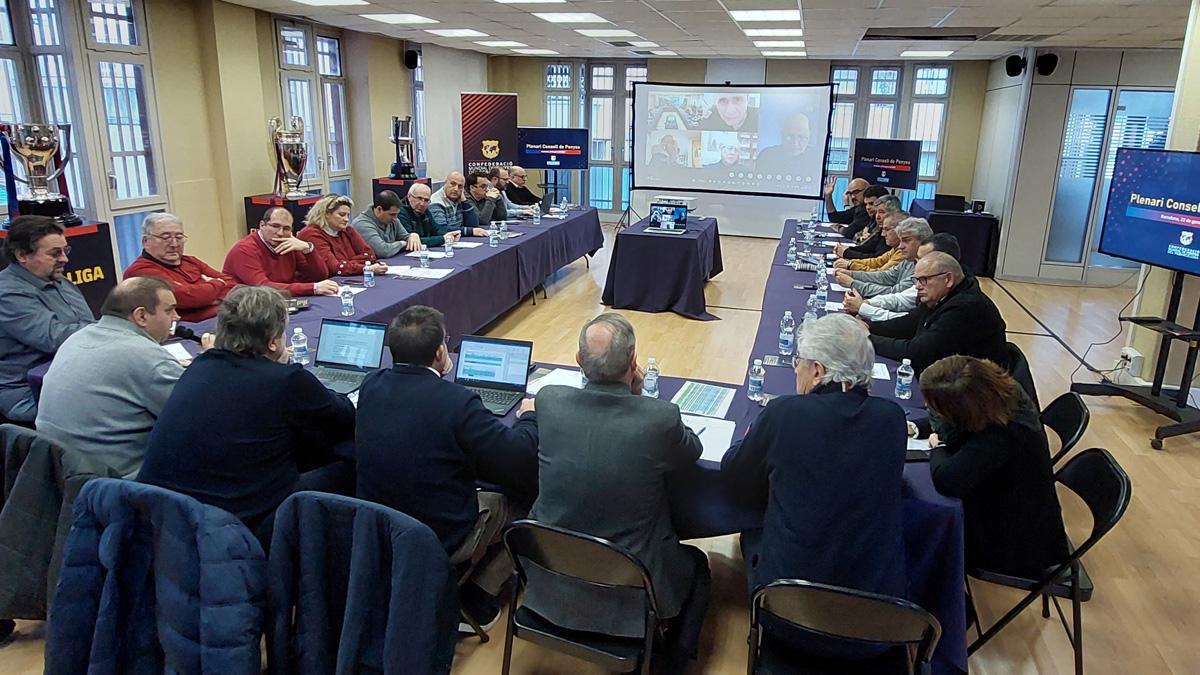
top-left (601, 216), bottom-right (723, 320)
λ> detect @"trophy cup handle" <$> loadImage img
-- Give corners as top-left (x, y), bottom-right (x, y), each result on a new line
top-left (44, 123), bottom-right (73, 183)
top-left (268, 116), bottom-right (282, 136)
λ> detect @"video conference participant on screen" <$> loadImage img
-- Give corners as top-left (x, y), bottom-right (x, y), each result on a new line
top-left (695, 92), bottom-right (758, 132)
top-left (702, 132), bottom-right (751, 177)
top-left (755, 112), bottom-right (821, 181)
top-left (647, 132), bottom-right (686, 169)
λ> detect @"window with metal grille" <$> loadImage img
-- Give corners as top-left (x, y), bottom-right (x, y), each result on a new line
top-left (97, 60), bottom-right (155, 199)
top-left (545, 93), bottom-right (570, 127)
top-left (0, 0), bottom-right (13, 45)
top-left (279, 26), bottom-right (308, 68)
top-left (913, 67), bottom-right (949, 96)
top-left (88, 0), bottom-right (138, 46)
top-left (591, 65), bottom-right (614, 91)
top-left (871, 69), bottom-right (899, 96)
top-left (545, 63), bottom-right (571, 90)
top-left (832, 68), bottom-right (857, 96)
top-left (316, 36), bottom-right (341, 77)
top-left (826, 101), bottom-right (854, 172)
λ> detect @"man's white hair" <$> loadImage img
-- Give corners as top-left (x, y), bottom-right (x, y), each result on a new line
top-left (795, 314), bottom-right (875, 389)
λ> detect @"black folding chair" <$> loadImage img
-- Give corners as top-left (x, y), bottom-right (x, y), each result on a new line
top-left (1041, 392), bottom-right (1090, 467)
top-left (966, 448), bottom-right (1131, 675)
top-left (1003, 342), bottom-right (1041, 410)
top-left (500, 519), bottom-right (660, 675)
top-left (748, 579), bottom-right (941, 675)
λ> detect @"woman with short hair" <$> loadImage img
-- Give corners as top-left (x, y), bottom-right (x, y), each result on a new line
top-left (298, 194), bottom-right (389, 278)
top-left (921, 355), bottom-right (1069, 577)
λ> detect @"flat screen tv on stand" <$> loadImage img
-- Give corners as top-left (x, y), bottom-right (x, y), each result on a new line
top-left (1071, 147), bottom-right (1200, 449)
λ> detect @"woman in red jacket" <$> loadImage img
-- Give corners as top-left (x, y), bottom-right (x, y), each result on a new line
top-left (298, 194), bottom-right (389, 278)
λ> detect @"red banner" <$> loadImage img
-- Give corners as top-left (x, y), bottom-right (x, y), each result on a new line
top-left (460, 93), bottom-right (518, 174)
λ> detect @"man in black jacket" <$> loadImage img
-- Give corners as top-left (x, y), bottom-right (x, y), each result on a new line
top-left (867, 251), bottom-right (1007, 373)
top-left (838, 192), bottom-right (900, 260)
top-left (824, 176), bottom-right (870, 238)
top-left (505, 165), bottom-right (542, 206)
top-left (355, 305), bottom-right (539, 632)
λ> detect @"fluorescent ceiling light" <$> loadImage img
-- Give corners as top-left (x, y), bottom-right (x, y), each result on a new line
top-left (494, 0), bottom-right (566, 3)
top-left (650, 50), bottom-right (677, 56)
top-left (742, 28), bottom-right (803, 36)
top-left (761, 51), bottom-right (807, 57)
top-left (628, 41), bottom-right (659, 48)
top-left (426, 28), bottom-right (488, 37)
top-left (476, 40), bottom-right (527, 47)
top-left (901, 50), bottom-right (953, 57)
top-left (753, 40), bottom-right (805, 48)
top-left (576, 28), bottom-right (637, 37)
top-left (360, 13), bottom-right (438, 24)
top-left (293, 0), bottom-right (367, 6)
top-left (730, 10), bottom-right (802, 22)
top-left (532, 12), bottom-right (609, 23)
top-left (513, 48), bottom-right (560, 54)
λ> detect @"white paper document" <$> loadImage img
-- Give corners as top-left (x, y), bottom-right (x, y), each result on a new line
top-left (405, 250), bottom-right (448, 259)
top-left (163, 342), bottom-right (193, 363)
top-left (825, 253), bottom-right (838, 260)
top-left (823, 240), bottom-right (843, 247)
top-left (504, 231), bottom-right (526, 238)
top-left (454, 241), bottom-right (483, 249)
top-left (872, 363), bottom-right (891, 380)
top-left (825, 301), bottom-right (844, 312)
top-left (671, 381), bottom-right (737, 419)
top-left (907, 437), bottom-right (930, 451)
top-left (526, 368), bottom-right (583, 395)
top-left (682, 415), bottom-right (737, 463)
top-left (830, 283), bottom-right (850, 293)
top-left (342, 286), bottom-right (368, 296)
top-left (386, 265), bottom-right (452, 280)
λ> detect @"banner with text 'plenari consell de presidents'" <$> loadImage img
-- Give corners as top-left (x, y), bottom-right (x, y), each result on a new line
top-left (461, 92), bottom-right (518, 174)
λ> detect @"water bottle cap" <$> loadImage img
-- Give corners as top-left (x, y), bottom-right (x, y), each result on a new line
top-left (901, 358), bottom-right (911, 365)
top-left (648, 357), bottom-right (656, 364)
top-left (784, 310), bottom-right (792, 316)
top-left (753, 358), bottom-right (763, 365)
top-left (294, 327), bottom-right (302, 334)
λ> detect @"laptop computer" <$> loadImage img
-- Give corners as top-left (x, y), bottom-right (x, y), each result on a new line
top-left (646, 203), bottom-right (689, 234)
top-left (456, 335), bottom-right (534, 415)
top-left (312, 319), bottom-right (387, 394)
top-left (934, 193), bottom-right (967, 212)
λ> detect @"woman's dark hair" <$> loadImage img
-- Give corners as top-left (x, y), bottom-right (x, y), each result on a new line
top-left (920, 355), bottom-right (1021, 433)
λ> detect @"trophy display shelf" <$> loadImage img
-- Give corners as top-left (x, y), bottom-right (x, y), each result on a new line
top-left (370, 176), bottom-right (430, 200)
top-left (243, 193), bottom-right (322, 234)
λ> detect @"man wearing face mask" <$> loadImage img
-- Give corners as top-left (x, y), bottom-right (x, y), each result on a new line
top-left (355, 305), bottom-right (538, 632)
top-left (720, 313), bottom-right (907, 660)
top-left (138, 286), bottom-right (355, 548)
top-left (37, 277), bottom-right (214, 478)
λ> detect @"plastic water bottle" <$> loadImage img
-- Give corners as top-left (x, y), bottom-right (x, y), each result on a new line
top-left (816, 272), bottom-right (829, 310)
top-left (488, 227), bottom-right (499, 247)
top-left (747, 359), bottom-right (766, 401)
top-left (364, 265), bottom-right (375, 288)
top-left (803, 295), bottom-right (819, 325)
top-left (786, 238), bottom-right (797, 266)
top-left (532, 204), bottom-right (542, 225)
top-left (339, 286), bottom-right (354, 317)
top-left (444, 241), bottom-right (454, 258)
top-left (418, 245), bottom-right (430, 268)
top-left (499, 220), bottom-right (509, 240)
top-left (290, 327), bottom-right (310, 365)
top-left (895, 359), bottom-right (914, 400)
top-left (778, 311), bottom-right (796, 356)
top-left (643, 357), bottom-right (660, 398)
top-left (559, 196), bottom-right (569, 212)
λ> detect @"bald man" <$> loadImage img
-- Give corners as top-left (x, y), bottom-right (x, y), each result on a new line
top-left (825, 177), bottom-right (874, 240)
top-left (429, 171), bottom-right (489, 238)
top-left (505, 165), bottom-right (543, 207)
top-left (755, 112), bottom-right (820, 183)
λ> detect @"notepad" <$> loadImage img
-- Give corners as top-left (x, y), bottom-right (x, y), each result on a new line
top-left (671, 381), bottom-right (736, 418)
top-left (163, 342), bottom-right (193, 363)
top-left (907, 437), bottom-right (930, 451)
top-left (830, 283), bottom-right (850, 293)
top-left (405, 250), bottom-right (448, 259)
top-left (872, 363), bottom-right (891, 380)
top-left (386, 265), bottom-right (452, 280)
top-left (682, 415), bottom-right (737, 463)
top-left (453, 241), bottom-right (483, 248)
top-left (527, 368), bottom-right (583, 395)
top-left (825, 301), bottom-right (844, 312)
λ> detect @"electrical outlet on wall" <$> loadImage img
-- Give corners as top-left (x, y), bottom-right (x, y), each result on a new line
top-left (1120, 347), bottom-right (1144, 377)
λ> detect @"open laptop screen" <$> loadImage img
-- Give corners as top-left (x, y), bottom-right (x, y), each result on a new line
top-left (649, 203), bottom-right (688, 229)
top-left (315, 319), bottom-right (386, 370)
top-left (456, 336), bottom-right (533, 390)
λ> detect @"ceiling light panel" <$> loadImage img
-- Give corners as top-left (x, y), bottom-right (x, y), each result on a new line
top-left (761, 50), bottom-right (807, 57)
top-left (743, 28), bottom-right (804, 37)
top-left (512, 48), bottom-right (560, 54)
top-left (532, 12), bottom-right (610, 23)
top-left (900, 50), bottom-right (954, 57)
top-left (650, 50), bottom-right (677, 56)
top-left (753, 40), bottom-right (806, 47)
top-left (730, 10), bottom-right (802, 22)
top-left (293, 0), bottom-right (367, 6)
top-left (360, 13), bottom-right (438, 24)
top-left (576, 28), bottom-right (638, 37)
top-left (426, 28), bottom-right (488, 37)
top-left (476, 40), bottom-right (527, 47)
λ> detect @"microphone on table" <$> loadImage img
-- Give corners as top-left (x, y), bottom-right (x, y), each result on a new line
top-left (173, 324), bottom-right (202, 343)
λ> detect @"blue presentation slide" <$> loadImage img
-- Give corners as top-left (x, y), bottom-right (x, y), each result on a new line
top-left (517, 127), bottom-right (589, 170)
top-left (1099, 148), bottom-right (1200, 276)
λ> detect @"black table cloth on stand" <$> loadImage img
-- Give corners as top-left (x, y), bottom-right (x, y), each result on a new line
top-left (910, 199), bottom-right (1000, 277)
top-left (601, 216), bottom-right (724, 320)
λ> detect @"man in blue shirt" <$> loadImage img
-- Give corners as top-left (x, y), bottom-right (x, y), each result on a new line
top-left (0, 215), bottom-right (94, 422)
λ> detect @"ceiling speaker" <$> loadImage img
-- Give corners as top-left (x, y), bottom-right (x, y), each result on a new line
top-left (1036, 53), bottom-right (1059, 76)
top-left (1005, 54), bottom-right (1027, 78)
top-left (403, 49), bottom-right (419, 70)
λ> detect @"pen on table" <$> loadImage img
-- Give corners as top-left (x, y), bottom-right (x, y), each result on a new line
top-left (697, 427), bottom-right (707, 437)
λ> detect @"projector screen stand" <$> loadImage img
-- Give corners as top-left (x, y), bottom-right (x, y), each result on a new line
top-left (616, 205), bottom-right (641, 232)
top-left (1071, 270), bottom-right (1200, 450)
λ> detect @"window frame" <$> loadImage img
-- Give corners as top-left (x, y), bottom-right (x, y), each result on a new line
top-left (411, 45), bottom-right (426, 176)
top-left (81, 0), bottom-right (145, 55)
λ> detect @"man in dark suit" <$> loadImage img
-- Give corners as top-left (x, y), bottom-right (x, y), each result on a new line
top-left (721, 313), bottom-right (908, 660)
top-left (867, 251), bottom-right (1008, 373)
top-left (355, 305), bottom-right (539, 632)
top-left (823, 177), bottom-right (877, 240)
top-left (525, 313), bottom-right (709, 668)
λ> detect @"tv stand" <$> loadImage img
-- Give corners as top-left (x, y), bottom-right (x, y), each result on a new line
top-left (1071, 271), bottom-right (1200, 450)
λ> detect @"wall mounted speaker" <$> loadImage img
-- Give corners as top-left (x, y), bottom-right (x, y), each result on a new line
top-left (404, 49), bottom-right (419, 70)
top-left (1036, 53), bottom-right (1059, 76)
top-left (1005, 54), bottom-right (1027, 78)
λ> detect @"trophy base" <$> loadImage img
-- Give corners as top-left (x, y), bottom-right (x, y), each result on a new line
top-left (17, 197), bottom-right (82, 228)
top-left (390, 162), bottom-right (418, 180)
top-left (281, 190), bottom-right (311, 200)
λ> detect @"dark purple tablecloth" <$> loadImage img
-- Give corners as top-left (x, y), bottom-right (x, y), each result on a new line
top-left (601, 216), bottom-right (723, 320)
top-left (512, 210), bottom-right (605, 297)
top-left (911, 199), bottom-right (999, 278)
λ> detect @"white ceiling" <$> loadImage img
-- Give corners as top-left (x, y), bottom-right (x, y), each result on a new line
top-left (227, 0), bottom-right (1190, 60)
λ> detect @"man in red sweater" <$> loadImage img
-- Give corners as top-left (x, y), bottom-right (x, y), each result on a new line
top-left (223, 207), bottom-right (339, 297)
top-left (123, 213), bottom-right (236, 322)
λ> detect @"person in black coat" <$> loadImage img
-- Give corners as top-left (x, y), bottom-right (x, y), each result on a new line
top-left (867, 251), bottom-right (1007, 374)
top-left (921, 355), bottom-right (1070, 577)
top-left (355, 305), bottom-right (538, 629)
top-left (504, 165), bottom-right (542, 206)
top-left (138, 286), bottom-right (355, 546)
top-left (839, 193), bottom-right (900, 260)
top-left (822, 178), bottom-right (877, 241)
top-left (722, 314), bottom-right (907, 660)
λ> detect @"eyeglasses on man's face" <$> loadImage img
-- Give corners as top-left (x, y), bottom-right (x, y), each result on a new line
top-left (914, 271), bottom-right (950, 286)
top-left (150, 233), bottom-right (188, 243)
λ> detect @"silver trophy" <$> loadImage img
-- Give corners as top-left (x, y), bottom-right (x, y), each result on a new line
top-left (0, 122), bottom-right (82, 226)
top-left (389, 115), bottom-right (417, 179)
top-left (269, 116), bottom-right (309, 199)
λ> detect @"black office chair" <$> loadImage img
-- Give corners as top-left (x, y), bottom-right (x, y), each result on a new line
top-left (747, 580), bottom-right (941, 675)
top-left (1041, 392), bottom-right (1091, 467)
top-left (500, 519), bottom-right (660, 675)
top-left (1002, 342), bottom-right (1041, 410)
top-left (966, 448), bottom-right (1131, 675)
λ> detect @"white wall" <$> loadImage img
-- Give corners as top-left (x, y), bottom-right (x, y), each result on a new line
top-left (421, 43), bottom-right (488, 179)
top-left (972, 54), bottom-right (1029, 226)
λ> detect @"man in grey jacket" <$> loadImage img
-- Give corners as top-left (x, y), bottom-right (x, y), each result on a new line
top-left (428, 171), bottom-right (489, 237)
top-left (351, 190), bottom-right (421, 259)
top-left (465, 171), bottom-right (506, 223)
top-left (834, 217), bottom-right (933, 298)
top-left (526, 313), bottom-right (710, 668)
top-left (0, 215), bottom-right (94, 422)
top-left (36, 277), bottom-right (213, 478)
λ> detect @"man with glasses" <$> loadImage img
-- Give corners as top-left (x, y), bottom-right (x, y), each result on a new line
top-left (399, 183), bottom-right (464, 249)
top-left (504, 165), bottom-right (543, 207)
top-left (0, 215), bottom-right (95, 422)
top-left (824, 177), bottom-right (874, 240)
top-left (124, 213), bottom-right (236, 322)
top-left (866, 251), bottom-right (1007, 374)
top-left (223, 207), bottom-right (339, 297)
top-left (489, 166), bottom-right (533, 217)
top-left (833, 207), bottom-right (907, 273)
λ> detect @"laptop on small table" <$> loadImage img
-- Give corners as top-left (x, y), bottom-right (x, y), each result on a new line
top-left (456, 335), bottom-right (534, 415)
